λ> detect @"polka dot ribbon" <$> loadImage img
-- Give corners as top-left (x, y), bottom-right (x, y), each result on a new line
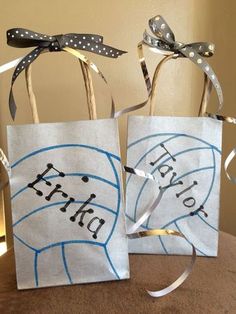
top-left (7, 28), bottom-right (127, 120)
top-left (113, 15), bottom-right (223, 118)
top-left (144, 16), bottom-right (236, 185)
top-left (143, 15), bottom-right (223, 108)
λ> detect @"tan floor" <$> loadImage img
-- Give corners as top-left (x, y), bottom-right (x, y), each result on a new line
top-left (0, 231), bottom-right (235, 314)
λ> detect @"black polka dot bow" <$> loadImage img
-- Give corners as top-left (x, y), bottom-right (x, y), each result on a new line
top-left (143, 15), bottom-right (223, 107)
top-left (7, 28), bottom-right (127, 120)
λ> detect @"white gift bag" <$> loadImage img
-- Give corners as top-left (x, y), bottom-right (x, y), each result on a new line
top-left (125, 15), bottom-right (225, 257)
top-left (7, 38), bottom-right (129, 289)
top-left (126, 116), bottom-right (222, 256)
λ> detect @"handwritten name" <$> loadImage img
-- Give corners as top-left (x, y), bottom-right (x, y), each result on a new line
top-left (150, 144), bottom-right (208, 217)
top-left (27, 163), bottom-right (105, 239)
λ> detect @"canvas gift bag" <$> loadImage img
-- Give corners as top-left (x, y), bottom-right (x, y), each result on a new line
top-left (6, 28), bottom-right (130, 289)
top-left (125, 15), bottom-right (229, 257)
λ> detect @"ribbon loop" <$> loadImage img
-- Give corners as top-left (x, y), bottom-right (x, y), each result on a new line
top-left (143, 15), bottom-right (223, 108)
top-left (7, 28), bottom-right (48, 48)
top-left (186, 42), bottom-right (215, 57)
top-left (149, 15), bottom-right (175, 43)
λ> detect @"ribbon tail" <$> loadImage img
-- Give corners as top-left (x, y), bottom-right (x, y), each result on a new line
top-left (224, 148), bottom-right (236, 184)
top-left (205, 113), bottom-right (236, 185)
top-left (181, 47), bottom-right (223, 110)
top-left (127, 228), bottom-right (196, 298)
top-left (9, 87), bottom-right (17, 120)
top-left (114, 42), bottom-right (152, 118)
top-left (0, 148), bottom-right (11, 178)
top-left (110, 98), bottom-right (115, 119)
top-left (124, 165), bottom-right (162, 233)
top-left (124, 165), bottom-right (196, 297)
top-left (0, 57), bottom-right (24, 74)
top-left (124, 165), bottom-right (161, 230)
top-left (127, 190), bottom-right (163, 234)
top-left (206, 112), bottom-right (236, 124)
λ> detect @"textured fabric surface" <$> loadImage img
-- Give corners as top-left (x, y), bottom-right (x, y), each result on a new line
top-left (0, 231), bottom-right (235, 314)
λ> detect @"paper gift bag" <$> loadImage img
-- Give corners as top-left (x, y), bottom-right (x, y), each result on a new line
top-left (6, 29), bottom-right (129, 289)
top-left (126, 116), bottom-right (222, 256)
top-left (125, 15), bottom-right (224, 257)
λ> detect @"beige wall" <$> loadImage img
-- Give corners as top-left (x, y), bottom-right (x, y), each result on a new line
top-left (0, 0), bottom-right (235, 246)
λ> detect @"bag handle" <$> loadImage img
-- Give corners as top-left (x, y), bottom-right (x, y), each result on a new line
top-left (79, 60), bottom-right (97, 120)
top-left (25, 54), bottom-right (97, 124)
top-left (149, 53), bottom-right (213, 117)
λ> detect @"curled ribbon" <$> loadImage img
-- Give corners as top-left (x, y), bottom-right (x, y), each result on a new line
top-left (0, 149), bottom-right (10, 194)
top-left (224, 148), bottom-right (236, 184)
top-left (124, 166), bottom-right (196, 297)
top-left (6, 28), bottom-right (126, 119)
top-left (0, 148), bottom-right (11, 176)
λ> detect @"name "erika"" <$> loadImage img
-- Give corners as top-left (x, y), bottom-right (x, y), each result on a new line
top-left (27, 163), bottom-right (105, 239)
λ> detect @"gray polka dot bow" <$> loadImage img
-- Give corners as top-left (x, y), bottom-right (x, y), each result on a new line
top-left (7, 28), bottom-right (127, 119)
top-left (143, 15), bottom-right (223, 107)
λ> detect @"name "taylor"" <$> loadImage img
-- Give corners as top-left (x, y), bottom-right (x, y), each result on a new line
top-left (150, 144), bottom-right (208, 217)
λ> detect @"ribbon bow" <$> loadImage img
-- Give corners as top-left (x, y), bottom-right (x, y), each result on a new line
top-left (143, 15), bottom-right (223, 107)
top-left (7, 28), bottom-right (126, 119)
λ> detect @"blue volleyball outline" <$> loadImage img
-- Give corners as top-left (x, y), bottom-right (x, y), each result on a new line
top-left (61, 244), bottom-right (72, 284)
top-left (11, 144), bottom-right (122, 286)
top-left (11, 144), bottom-right (120, 169)
top-left (126, 133), bottom-right (221, 256)
top-left (13, 200), bottom-right (117, 228)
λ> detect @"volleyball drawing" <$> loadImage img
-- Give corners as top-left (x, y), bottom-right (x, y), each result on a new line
top-left (126, 116), bottom-right (222, 257)
top-left (8, 120), bottom-right (129, 289)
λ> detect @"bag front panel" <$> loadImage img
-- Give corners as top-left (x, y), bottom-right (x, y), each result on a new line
top-left (8, 118), bottom-right (129, 289)
top-left (126, 116), bottom-right (222, 256)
